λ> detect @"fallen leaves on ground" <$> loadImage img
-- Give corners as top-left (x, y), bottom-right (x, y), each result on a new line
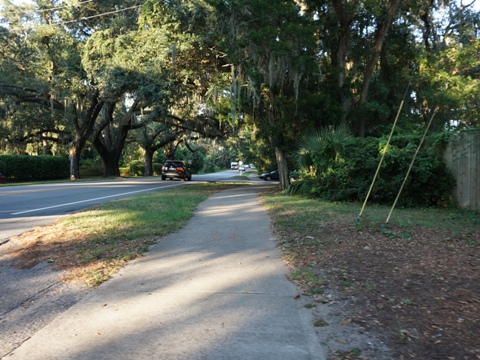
top-left (275, 220), bottom-right (480, 359)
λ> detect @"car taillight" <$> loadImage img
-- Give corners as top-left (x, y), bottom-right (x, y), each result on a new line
top-left (176, 167), bottom-right (183, 172)
top-left (162, 166), bottom-right (167, 170)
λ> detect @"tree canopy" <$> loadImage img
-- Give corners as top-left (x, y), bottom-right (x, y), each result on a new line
top-left (1, 0), bottom-right (479, 184)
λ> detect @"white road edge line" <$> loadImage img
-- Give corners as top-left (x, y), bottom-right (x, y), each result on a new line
top-left (11, 184), bottom-right (181, 215)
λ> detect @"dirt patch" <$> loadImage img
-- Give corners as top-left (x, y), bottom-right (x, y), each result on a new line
top-left (277, 221), bottom-right (480, 359)
top-left (0, 243), bottom-right (90, 358)
top-left (1, 221), bottom-right (146, 286)
top-left (0, 224), bottom-right (113, 357)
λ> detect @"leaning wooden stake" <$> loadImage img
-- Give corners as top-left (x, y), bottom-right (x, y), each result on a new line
top-left (359, 85), bottom-right (410, 217)
top-left (386, 107), bottom-right (438, 223)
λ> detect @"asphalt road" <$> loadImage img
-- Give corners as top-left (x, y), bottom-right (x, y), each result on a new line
top-left (0, 170), bottom-right (243, 242)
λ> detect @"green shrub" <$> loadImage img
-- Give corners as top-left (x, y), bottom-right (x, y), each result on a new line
top-left (119, 166), bottom-right (130, 177)
top-left (128, 161), bottom-right (144, 176)
top-left (202, 160), bottom-right (217, 173)
top-left (0, 155), bottom-right (69, 181)
top-left (152, 163), bottom-right (162, 176)
top-left (80, 164), bottom-right (104, 177)
top-left (290, 135), bottom-right (455, 208)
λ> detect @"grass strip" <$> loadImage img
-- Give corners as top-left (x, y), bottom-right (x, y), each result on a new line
top-left (10, 183), bottom-right (241, 286)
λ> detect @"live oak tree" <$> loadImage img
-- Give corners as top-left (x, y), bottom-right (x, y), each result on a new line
top-left (137, 0), bottom-right (234, 167)
top-left (415, 1), bottom-right (480, 130)
top-left (0, 0), bottom-right (129, 178)
top-left (134, 123), bottom-right (182, 176)
top-left (1, 0), bottom-right (229, 177)
top-left (208, 0), bottom-right (318, 190)
top-left (80, 23), bottom-right (174, 177)
top-left (1, 0), bottom-right (479, 182)
top-left (89, 0), bottom-right (233, 176)
top-left (1, 27), bottom-right (90, 177)
top-left (299, 0), bottom-right (401, 137)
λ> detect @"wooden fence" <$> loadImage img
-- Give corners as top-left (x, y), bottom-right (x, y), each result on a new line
top-left (444, 129), bottom-right (480, 212)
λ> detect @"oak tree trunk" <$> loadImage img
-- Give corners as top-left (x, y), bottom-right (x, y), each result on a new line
top-left (357, 0), bottom-right (401, 137)
top-left (144, 150), bottom-right (154, 176)
top-left (276, 146), bottom-right (289, 191)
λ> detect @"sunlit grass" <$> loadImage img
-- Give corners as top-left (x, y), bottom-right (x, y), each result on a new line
top-left (14, 183), bottom-right (241, 286)
top-left (260, 190), bottom-right (480, 291)
top-left (68, 183), bottom-right (242, 284)
top-left (261, 191), bottom-right (480, 233)
top-left (61, 187), bottom-right (211, 238)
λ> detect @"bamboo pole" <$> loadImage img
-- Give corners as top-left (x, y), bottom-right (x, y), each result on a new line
top-left (386, 107), bottom-right (438, 223)
top-left (359, 84), bottom-right (410, 217)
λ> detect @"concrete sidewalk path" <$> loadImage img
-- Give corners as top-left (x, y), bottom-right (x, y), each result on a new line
top-left (6, 185), bottom-right (325, 360)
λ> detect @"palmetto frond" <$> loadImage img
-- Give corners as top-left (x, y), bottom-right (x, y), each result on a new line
top-left (295, 123), bottom-right (352, 175)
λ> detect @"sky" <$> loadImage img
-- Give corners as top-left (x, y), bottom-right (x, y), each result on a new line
top-left (12, 0), bottom-right (32, 4)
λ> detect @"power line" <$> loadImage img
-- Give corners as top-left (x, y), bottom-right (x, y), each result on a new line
top-left (0, 4), bottom-right (142, 32)
top-left (58, 5), bottom-right (142, 25)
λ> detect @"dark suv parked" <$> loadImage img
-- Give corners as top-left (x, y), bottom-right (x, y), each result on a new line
top-left (161, 160), bottom-right (192, 181)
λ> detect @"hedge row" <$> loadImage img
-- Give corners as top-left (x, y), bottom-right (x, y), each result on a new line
top-left (0, 155), bottom-right (69, 182)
